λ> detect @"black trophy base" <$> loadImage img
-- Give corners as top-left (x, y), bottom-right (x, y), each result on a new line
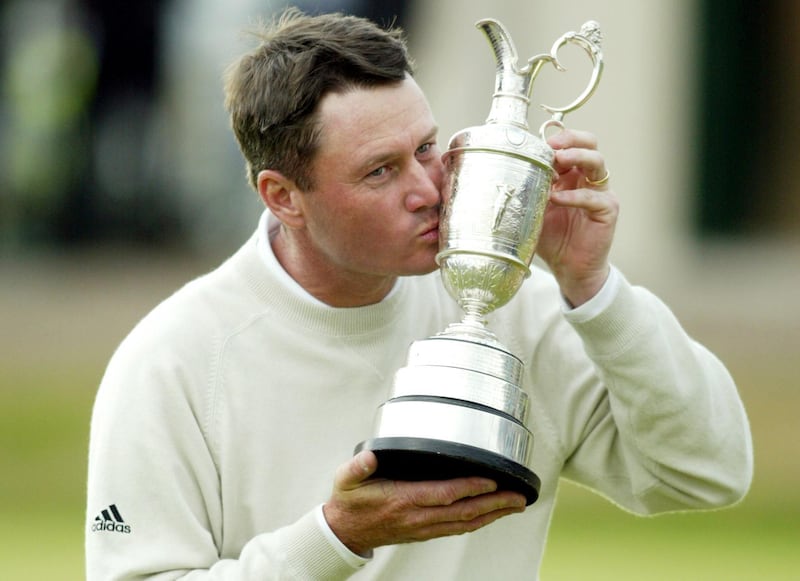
top-left (354, 436), bottom-right (540, 505)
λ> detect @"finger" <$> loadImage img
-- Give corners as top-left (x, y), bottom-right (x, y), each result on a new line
top-left (584, 169), bottom-right (610, 189)
top-left (420, 505), bottom-right (526, 539)
top-left (547, 128), bottom-right (598, 151)
top-left (406, 491), bottom-right (526, 540)
top-left (412, 488), bottom-right (524, 527)
top-left (447, 490), bottom-right (527, 521)
top-left (549, 187), bottom-right (618, 218)
top-left (335, 450), bottom-right (378, 491)
top-left (552, 148), bottom-right (605, 179)
top-left (407, 477), bottom-right (498, 508)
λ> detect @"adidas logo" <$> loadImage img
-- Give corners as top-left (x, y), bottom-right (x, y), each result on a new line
top-left (91, 504), bottom-right (132, 534)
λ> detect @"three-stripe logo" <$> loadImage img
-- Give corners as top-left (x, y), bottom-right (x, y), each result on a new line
top-left (91, 503), bottom-right (132, 533)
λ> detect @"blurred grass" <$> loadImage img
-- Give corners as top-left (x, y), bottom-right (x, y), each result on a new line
top-left (1, 254), bottom-right (798, 579)
top-left (0, 366), bottom-right (95, 580)
top-left (2, 359), bottom-right (798, 579)
top-left (543, 484), bottom-right (799, 580)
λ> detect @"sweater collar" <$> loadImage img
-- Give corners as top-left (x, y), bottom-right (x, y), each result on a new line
top-left (234, 211), bottom-right (408, 336)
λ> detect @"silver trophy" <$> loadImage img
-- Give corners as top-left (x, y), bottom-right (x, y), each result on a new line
top-left (356, 19), bottom-right (604, 504)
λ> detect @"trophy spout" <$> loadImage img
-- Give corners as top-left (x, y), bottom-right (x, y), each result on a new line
top-left (477, 18), bottom-right (552, 129)
top-left (477, 19), bottom-right (604, 133)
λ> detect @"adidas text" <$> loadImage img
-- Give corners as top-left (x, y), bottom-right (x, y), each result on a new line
top-left (92, 520), bottom-right (131, 534)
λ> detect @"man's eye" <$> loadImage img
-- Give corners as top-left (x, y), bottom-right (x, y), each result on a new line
top-left (417, 143), bottom-right (431, 155)
top-left (368, 166), bottom-right (387, 178)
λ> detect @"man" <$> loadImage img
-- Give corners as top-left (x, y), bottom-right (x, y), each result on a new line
top-left (86, 9), bottom-right (752, 580)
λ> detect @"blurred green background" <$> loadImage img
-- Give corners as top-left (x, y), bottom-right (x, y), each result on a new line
top-left (2, 0), bottom-right (799, 579)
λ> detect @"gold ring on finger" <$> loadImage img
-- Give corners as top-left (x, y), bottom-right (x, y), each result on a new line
top-left (585, 170), bottom-right (610, 187)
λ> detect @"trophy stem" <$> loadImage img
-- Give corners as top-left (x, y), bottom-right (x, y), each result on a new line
top-left (439, 316), bottom-right (499, 347)
top-left (461, 301), bottom-right (488, 327)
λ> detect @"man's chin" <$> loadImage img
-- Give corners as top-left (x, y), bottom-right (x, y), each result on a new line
top-left (400, 260), bottom-right (439, 277)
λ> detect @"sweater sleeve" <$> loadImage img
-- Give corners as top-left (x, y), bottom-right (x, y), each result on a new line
top-left (553, 271), bottom-right (753, 514)
top-left (85, 320), bottom-right (363, 580)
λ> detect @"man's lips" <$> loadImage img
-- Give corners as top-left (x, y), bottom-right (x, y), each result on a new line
top-left (420, 221), bottom-right (439, 241)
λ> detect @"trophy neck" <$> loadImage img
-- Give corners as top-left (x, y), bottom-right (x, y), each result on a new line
top-left (486, 96), bottom-right (531, 130)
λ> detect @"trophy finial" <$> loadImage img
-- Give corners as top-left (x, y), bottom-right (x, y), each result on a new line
top-left (580, 20), bottom-right (603, 46)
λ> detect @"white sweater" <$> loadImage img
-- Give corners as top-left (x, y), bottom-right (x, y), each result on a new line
top-left (86, 216), bottom-right (752, 580)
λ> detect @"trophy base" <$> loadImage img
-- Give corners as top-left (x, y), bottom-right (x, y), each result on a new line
top-left (355, 436), bottom-right (540, 505)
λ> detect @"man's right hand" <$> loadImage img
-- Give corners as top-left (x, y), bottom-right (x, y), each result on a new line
top-left (322, 450), bottom-right (527, 556)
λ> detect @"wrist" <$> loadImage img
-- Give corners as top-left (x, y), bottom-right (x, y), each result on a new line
top-left (321, 503), bottom-right (374, 559)
top-left (557, 264), bottom-right (610, 308)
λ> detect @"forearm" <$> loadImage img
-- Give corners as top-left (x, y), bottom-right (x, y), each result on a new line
top-left (86, 503), bottom-right (360, 580)
top-left (177, 510), bottom-right (362, 580)
top-left (563, 273), bottom-right (753, 513)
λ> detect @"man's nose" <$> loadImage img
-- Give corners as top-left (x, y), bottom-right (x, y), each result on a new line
top-left (405, 159), bottom-right (443, 212)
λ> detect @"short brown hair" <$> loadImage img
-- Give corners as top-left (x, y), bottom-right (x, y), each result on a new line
top-left (224, 8), bottom-right (414, 191)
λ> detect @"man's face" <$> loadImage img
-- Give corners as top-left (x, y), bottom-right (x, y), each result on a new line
top-left (295, 77), bottom-right (444, 282)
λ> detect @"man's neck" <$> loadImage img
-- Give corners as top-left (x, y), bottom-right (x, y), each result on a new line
top-left (270, 228), bottom-right (397, 308)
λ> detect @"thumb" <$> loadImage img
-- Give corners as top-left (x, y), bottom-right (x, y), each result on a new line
top-left (335, 450), bottom-right (378, 491)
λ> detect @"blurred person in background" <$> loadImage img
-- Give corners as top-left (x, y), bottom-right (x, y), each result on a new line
top-left (86, 9), bottom-right (753, 580)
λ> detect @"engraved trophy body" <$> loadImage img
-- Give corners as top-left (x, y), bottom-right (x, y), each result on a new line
top-left (356, 19), bottom-right (604, 505)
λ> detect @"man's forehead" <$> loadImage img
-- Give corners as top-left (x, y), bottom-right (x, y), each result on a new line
top-left (316, 79), bottom-right (435, 149)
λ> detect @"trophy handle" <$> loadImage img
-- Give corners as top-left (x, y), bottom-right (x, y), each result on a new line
top-left (477, 19), bottom-right (604, 137)
top-left (537, 21), bottom-right (604, 132)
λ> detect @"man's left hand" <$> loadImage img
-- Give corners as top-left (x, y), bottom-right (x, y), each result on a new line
top-left (536, 128), bottom-right (618, 307)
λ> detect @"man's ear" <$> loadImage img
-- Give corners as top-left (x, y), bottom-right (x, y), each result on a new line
top-left (257, 169), bottom-right (306, 228)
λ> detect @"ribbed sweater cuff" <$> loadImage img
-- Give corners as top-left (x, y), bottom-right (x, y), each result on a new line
top-left (281, 509), bottom-right (365, 580)
top-left (565, 272), bottom-right (653, 361)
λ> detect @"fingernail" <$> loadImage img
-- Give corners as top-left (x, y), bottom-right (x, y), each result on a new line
top-left (357, 452), bottom-right (370, 473)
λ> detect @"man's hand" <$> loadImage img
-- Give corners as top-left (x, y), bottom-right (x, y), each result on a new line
top-left (536, 129), bottom-right (619, 307)
top-left (322, 451), bottom-right (527, 556)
